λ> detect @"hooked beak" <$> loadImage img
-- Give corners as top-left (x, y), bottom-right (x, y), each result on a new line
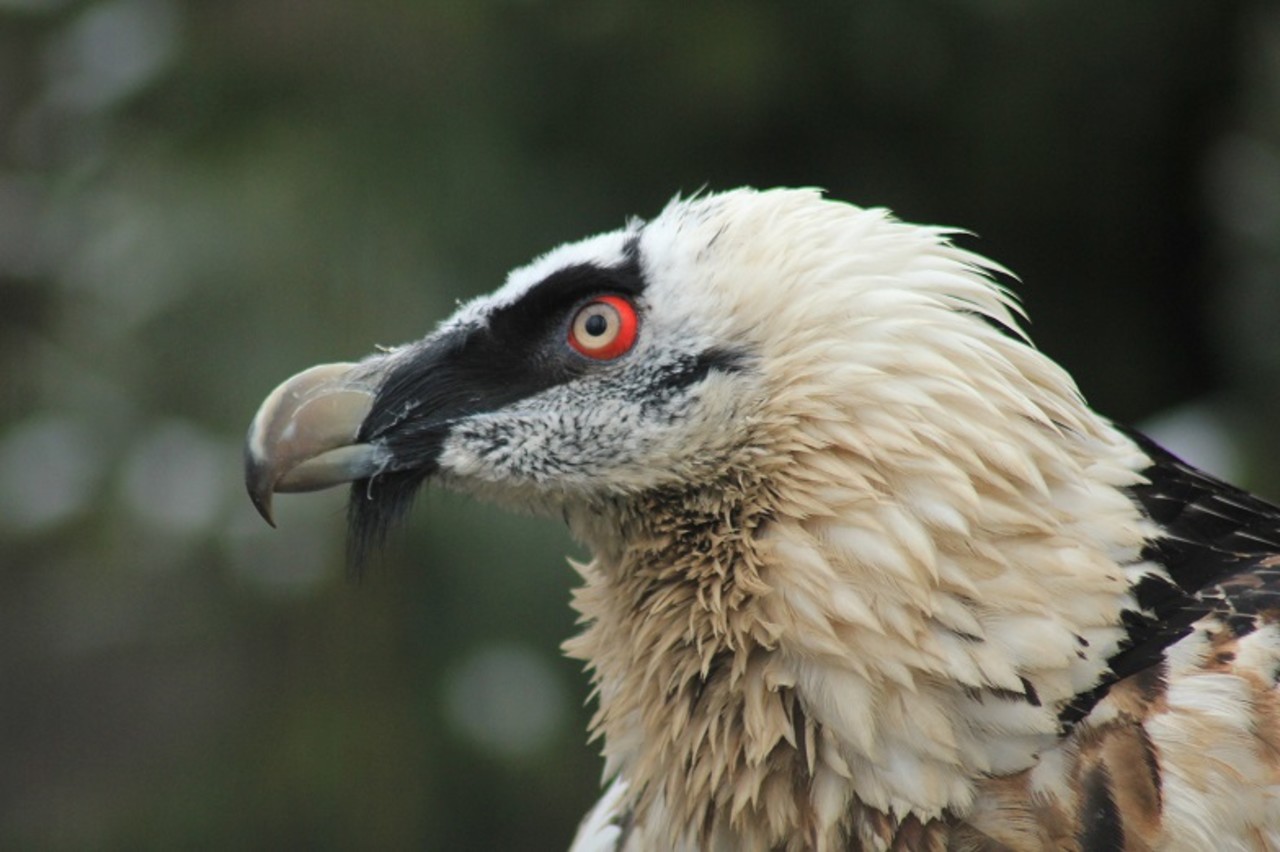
top-left (243, 362), bottom-right (389, 526)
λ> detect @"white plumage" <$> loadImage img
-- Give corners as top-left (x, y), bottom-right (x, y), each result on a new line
top-left (246, 188), bottom-right (1280, 851)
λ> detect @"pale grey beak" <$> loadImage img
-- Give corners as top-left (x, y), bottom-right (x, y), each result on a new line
top-left (244, 362), bottom-right (389, 526)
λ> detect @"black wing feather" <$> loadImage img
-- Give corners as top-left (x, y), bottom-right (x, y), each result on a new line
top-left (1060, 427), bottom-right (1280, 725)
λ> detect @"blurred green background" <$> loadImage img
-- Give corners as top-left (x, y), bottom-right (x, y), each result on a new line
top-left (3, 1), bottom-right (1279, 849)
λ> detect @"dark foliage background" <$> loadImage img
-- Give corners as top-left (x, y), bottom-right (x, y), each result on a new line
top-left (2, 2), bottom-right (1278, 849)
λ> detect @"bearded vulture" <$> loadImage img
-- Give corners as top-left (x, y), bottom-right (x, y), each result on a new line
top-left (244, 188), bottom-right (1280, 851)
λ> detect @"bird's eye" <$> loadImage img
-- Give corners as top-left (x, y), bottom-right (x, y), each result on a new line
top-left (568, 295), bottom-right (638, 360)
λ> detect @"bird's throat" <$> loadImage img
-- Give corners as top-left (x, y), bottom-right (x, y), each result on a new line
top-left (563, 485), bottom-right (832, 846)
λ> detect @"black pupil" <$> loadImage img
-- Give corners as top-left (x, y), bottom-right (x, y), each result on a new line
top-left (584, 313), bottom-right (609, 337)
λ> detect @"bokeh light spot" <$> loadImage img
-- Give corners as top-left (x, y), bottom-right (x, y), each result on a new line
top-left (120, 419), bottom-right (230, 535)
top-left (444, 643), bottom-right (568, 760)
top-left (0, 413), bottom-right (102, 531)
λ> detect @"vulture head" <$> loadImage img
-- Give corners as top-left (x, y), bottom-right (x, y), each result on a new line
top-left (248, 188), bottom-right (1105, 549)
top-left (245, 188), bottom-right (1280, 850)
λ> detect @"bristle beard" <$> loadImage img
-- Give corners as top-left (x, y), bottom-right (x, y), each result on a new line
top-left (346, 469), bottom-right (432, 576)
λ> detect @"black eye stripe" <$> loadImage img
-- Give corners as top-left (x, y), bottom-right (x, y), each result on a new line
top-left (487, 238), bottom-right (644, 342)
top-left (365, 248), bottom-right (649, 448)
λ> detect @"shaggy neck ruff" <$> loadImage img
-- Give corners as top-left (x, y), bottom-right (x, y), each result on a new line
top-left (564, 347), bottom-right (1155, 850)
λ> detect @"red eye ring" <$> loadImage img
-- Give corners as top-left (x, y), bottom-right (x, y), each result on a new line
top-left (568, 295), bottom-right (639, 360)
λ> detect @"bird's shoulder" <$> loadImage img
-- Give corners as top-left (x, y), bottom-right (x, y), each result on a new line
top-left (1061, 428), bottom-right (1280, 726)
top-left (998, 430), bottom-right (1280, 848)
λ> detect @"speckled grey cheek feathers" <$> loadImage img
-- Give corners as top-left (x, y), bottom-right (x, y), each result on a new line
top-left (437, 348), bottom-right (757, 497)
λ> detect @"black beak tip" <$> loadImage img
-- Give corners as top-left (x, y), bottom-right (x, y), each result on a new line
top-left (243, 445), bottom-right (278, 528)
